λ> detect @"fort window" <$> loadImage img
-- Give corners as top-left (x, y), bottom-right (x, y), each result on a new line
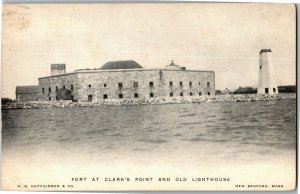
top-left (63, 86), bottom-right (65, 89)
top-left (103, 94), bottom-right (108, 99)
top-left (180, 92), bottom-right (183, 96)
top-left (180, 81), bottom-right (183, 87)
top-left (88, 95), bottom-right (92, 102)
top-left (208, 92), bottom-right (210, 96)
top-left (119, 94), bottom-right (123, 99)
top-left (170, 92), bottom-right (173, 97)
top-left (149, 82), bottom-right (154, 87)
top-left (134, 82), bottom-right (138, 87)
top-left (273, 88), bottom-right (276, 92)
top-left (207, 82), bottom-right (210, 87)
top-left (35, 97), bottom-right (38, 101)
top-left (260, 65), bottom-right (262, 69)
top-left (150, 93), bottom-right (154, 97)
top-left (190, 92), bottom-right (193, 96)
top-left (134, 93), bottom-right (139, 98)
top-left (56, 86), bottom-right (58, 92)
top-left (104, 84), bottom-right (107, 87)
top-left (42, 88), bottom-right (44, 93)
top-left (199, 92), bottom-right (202, 96)
top-left (71, 96), bottom-right (73, 101)
top-left (189, 82), bottom-right (192, 87)
top-left (170, 81), bottom-right (173, 87)
top-left (71, 85), bottom-right (73, 91)
top-left (49, 97), bottom-right (51, 101)
top-left (265, 88), bottom-right (269, 94)
top-left (56, 96), bottom-right (59, 100)
top-left (88, 84), bottom-right (91, 88)
top-left (49, 87), bottom-right (51, 93)
top-left (28, 97), bottom-right (31, 101)
top-left (118, 83), bottom-right (123, 89)
top-left (199, 82), bottom-right (201, 85)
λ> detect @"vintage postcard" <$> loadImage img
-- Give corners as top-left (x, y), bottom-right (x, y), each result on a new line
top-left (1, 3), bottom-right (296, 191)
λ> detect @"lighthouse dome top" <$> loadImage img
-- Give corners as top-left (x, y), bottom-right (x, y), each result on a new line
top-left (260, 49), bottom-right (272, 53)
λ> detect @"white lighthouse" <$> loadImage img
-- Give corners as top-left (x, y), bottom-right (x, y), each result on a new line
top-left (257, 49), bottom-right (278, 94)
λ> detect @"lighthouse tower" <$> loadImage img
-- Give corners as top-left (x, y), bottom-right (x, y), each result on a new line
top-left (257, 49), bottom-right (278, 94)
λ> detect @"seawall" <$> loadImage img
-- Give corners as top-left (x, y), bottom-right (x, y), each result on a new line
top-left (2, 93), bottom-right (296, 110)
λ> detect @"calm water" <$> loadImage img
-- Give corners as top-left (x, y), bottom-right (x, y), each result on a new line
top-left (2, 99), bottom-right (296, 162)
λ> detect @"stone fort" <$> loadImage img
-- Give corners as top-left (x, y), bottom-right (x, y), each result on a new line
top-left (16, 60), bottom-right (216, 102)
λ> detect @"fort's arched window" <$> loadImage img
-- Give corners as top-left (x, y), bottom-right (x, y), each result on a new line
top-left (49, 97), bottom-right (51, 101)
top-left (119, 94), bottom-right (123, 99)
top-left (149, 82), bottom-right (154, 87)
top-left (28, 97), bottom-right (31, 101)
top-left (104, 84), bottom-right (107, 88)
top-left (56, 86), bottom-right (58, 92)
top-left (180, 81), bottom-right (183, 87)
top-left (150, 93), bottom-right (154, 97)
top-left (189, 82), bottom-right (192, 87)
top-left (170, 81), bottom-right (173, 87)
top-left (42, 88), bottom-right (44, 93)
top-left (134, 93), bottom-right (139, 98)
top-left (208, 92), bottom-right (210, 96)
top-left (170, 92), bottom-right (173, 97)
top-left (49, 87), bottom-right (51, 93)
top-left (199, 92), bottom-right (202, 96)
top-left (103, 94), bottom-right (108, 99)
top-left (190, 92), bottom-right (193, 96)
top-left (180, 92), bottom-right (183, 96)
top-left (207, 82), bottom-right (210, 87)
top-left (71, 85), bottom-right (73, 91)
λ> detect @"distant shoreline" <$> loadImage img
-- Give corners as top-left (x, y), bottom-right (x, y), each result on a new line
top-left (2, 93), bottom-right (296, 110)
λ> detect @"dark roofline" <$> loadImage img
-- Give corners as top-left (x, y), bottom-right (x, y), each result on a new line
top-left (16, 85), bottom-right (40, 94)
top-left (100, 60), bottom-right (143, 70)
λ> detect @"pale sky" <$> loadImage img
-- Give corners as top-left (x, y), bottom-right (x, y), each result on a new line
top-left (2, 3), bottom-right (296, 99)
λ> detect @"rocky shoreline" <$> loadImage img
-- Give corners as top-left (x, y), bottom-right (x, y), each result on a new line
top-left (2, 93), bottom-right (296, 110)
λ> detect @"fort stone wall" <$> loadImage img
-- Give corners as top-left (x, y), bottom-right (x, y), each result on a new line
top-left (76, 70), bottom-right (161, 102)
top-left (159, 70), bottom-right (215, 97)
top-left (37, 68), bottom-right (215, 102)
top-left (76, 69), bottom-right (215, 102)
top-left (39, 73), bottom-right (78, 101)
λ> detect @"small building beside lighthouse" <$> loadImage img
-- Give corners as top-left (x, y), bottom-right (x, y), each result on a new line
top-left (257, 49), bottom-right (278, 94)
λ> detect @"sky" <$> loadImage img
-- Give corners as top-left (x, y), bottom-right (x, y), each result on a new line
top-left (2, 3), bottom-right (296, 99)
